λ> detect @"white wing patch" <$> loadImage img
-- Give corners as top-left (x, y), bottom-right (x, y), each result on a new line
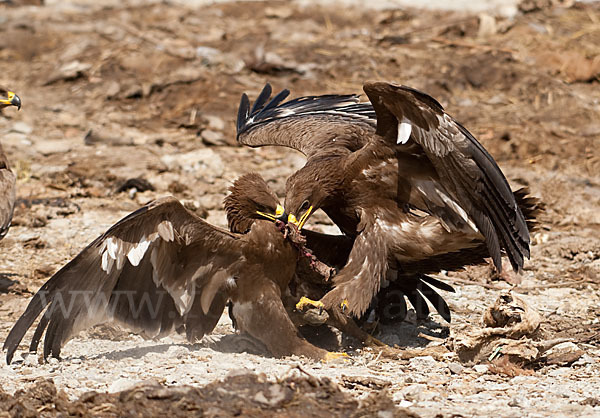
top-left (127, 236), bottom-right (152, 266)
top-left (168, 283), bottom-right (196, 316)
top-left (98, 221), bottom-right (176, 274)
top-left (397, 118), bottom-right (412, 144)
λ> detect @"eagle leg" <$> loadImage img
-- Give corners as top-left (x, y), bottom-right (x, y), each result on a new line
top-left (231, 279), bottom-right (330, 360)
top-left (326, 304), bottom-right (386, 347)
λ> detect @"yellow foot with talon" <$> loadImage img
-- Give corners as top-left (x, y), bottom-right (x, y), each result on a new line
top-left (296, 296), bottom-right (324, 311)
top-left (323, 352), bottom-right (350, 362)
top-left (340, 299), bottom-right (349, 312)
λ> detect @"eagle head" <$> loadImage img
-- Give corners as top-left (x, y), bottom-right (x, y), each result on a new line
top-left (224, 173), bottom-right (286, 233)
top-left (0, 87), bottom-right (21, 110)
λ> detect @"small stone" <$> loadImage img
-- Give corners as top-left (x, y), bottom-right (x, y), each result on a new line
top-left (34, 139), bottom-right (72, 156)
top-left (10, 121), bottom-right (33, 135)
top-left (478, 13), bottom-right (497, 37)
top-left (544, 342), bottom-right (584, 366)
top-left (448, 362), bottom-right (465, 374)
top-left (573, 354), bottom-right (594, 366)
top-left (400, 384), bottom-right (427, 401)
top-left (196, 46), bottom-right (221, 59)
top-left (474, 364), bottom-right (489, 373)
top-left (23, 353), bottom-right (39, 366)
top-left (409, 356), bottom-right (437, 370)
top-left (225, 368), bottom-right (251, 378)
top-left (161, 148), bottom-right (224, 183)
top-left (71, 358), bottom-right (82, 364)
top-left (201, 129), bottom-right (226, 146)
top-left (108, 378), bottom-right (140, 393)
top-left (508, 395), bottom-right (530, 408)
top-left (254, 391), bottom-right (269, 404)
top-left (204, 115), bottom-right (225, 131)
top-left (166, 345), bottom-right (189, 359)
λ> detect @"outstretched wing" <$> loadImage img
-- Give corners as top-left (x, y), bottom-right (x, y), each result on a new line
top-left (0, 146), bottom-right (15, 240)
top-left (363, 81), bottom-right (529, 273)
top-left (237, 83), bottom-right (377, 159)
top-left (4, 197), bottom-right (243, 363)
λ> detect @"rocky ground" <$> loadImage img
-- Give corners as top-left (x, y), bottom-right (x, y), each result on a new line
top-left (0, 0), bottom-right (599, 416)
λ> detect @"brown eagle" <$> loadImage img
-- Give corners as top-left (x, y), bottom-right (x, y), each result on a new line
top-left (4, 174), bottom-right (346, 363)
top-left (0, 86), bottom-right (21, 240)
top-left (237, 82), bottom-right (536, 318)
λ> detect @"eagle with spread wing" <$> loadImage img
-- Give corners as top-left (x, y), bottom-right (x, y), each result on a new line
top-left (4, 174), bottom-right (350, 363)
top-left (0, 86), bottom-right (21, 240)
top-left (237, 82), bottom-right (538, 318)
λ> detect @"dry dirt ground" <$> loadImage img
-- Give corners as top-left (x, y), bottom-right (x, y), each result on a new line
top-left (0, 0), bottom-right (599, 416)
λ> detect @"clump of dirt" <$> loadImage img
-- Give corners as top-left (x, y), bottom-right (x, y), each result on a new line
top-left (0, 372), bottom-right (411, 418)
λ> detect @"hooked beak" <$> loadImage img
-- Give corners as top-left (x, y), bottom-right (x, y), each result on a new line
top-left (288, 206), bottom-right (313, 230)
top-left (256, 204), bottom-right (287, 222)
top-left (0, 91), bottom-right (21, 110)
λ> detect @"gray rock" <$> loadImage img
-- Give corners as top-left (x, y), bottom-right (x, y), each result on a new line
top-left (34, 139), bottom-right (73, 156)
top-left (161, 148), bottom-right (224, 182)
top-left (409, 355), bottom-right (438, 370)
top-left (473, 364), bottom-right (489, 373)
top-left (204, 115), bottom-right (225, 131)
top-left (201, 129), bottom-right (226, 146)
top-left (10, 121), bottom-right (33, 135)
top-left (166, 345), bottom-right (189, 359)
top-left (401, 384), bottom-right (427, 401)
top-left (108, 377), bottom-right (141, 393)
top-left (448, 362), bottom-right (465, 374)
top-left (544, 342), bottom-right (584, 366)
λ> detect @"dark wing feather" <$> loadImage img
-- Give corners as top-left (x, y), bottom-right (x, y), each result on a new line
top-left (237, 83), bottom-right (377, 158)
top-left (363, 81), bottom-right (529, 273)
top-left (301, 229), bottom-right (353, 269)
top-left (416, 278), bottom-right (452, 322)
top-left (4, 197), bottom-right (242, 363)
top-left (0, 146), bottom-right (15, 240)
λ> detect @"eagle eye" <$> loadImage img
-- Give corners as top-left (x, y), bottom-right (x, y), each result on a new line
top-left (300, 200), bottom-right (310, 211)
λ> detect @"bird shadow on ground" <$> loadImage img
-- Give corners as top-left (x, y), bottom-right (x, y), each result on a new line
top-left (82, 333), bottom-right (273, 362)
top-left (66, 315), bottom-right (449, 362)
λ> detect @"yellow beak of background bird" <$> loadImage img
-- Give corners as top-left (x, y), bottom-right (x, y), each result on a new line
top-left (0, 91), bottom-right (21, 110)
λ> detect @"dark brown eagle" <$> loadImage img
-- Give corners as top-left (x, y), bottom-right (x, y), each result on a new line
top-left (4, 173), bottom-right (347, 363)
top-left (0, 86), bottom-right (21, 240)
top-left (237, 82), bottom-right (536, 318)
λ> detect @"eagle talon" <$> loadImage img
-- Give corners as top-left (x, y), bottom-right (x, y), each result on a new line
top-left (296, 296), bottom-right (324, 311)
top-left (323, 352), bottom-right (350, 362)
top-left (340, 299), bottom-right (349, 312)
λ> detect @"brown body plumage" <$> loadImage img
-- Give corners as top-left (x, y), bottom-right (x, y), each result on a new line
top-left (4, 174), bottom-right (334, 363)
top-left (237, 82), bottom-right (539, 318)
top-left (0, 86), bottom-right (21, 240)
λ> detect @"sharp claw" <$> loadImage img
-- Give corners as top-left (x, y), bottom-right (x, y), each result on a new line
top-left (340, 299), bottom-right (349, 312)
top-left (296, 296), bottom-right (325, 311)
top-left (323, 352), bottom-right (350, 362)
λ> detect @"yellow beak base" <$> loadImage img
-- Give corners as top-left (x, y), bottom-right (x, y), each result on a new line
top-left (288, 206), bottom-right (313, 230)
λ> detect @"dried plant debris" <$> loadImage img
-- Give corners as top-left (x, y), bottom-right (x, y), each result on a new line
top-left (452, 291), bottom-right (583, 366)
